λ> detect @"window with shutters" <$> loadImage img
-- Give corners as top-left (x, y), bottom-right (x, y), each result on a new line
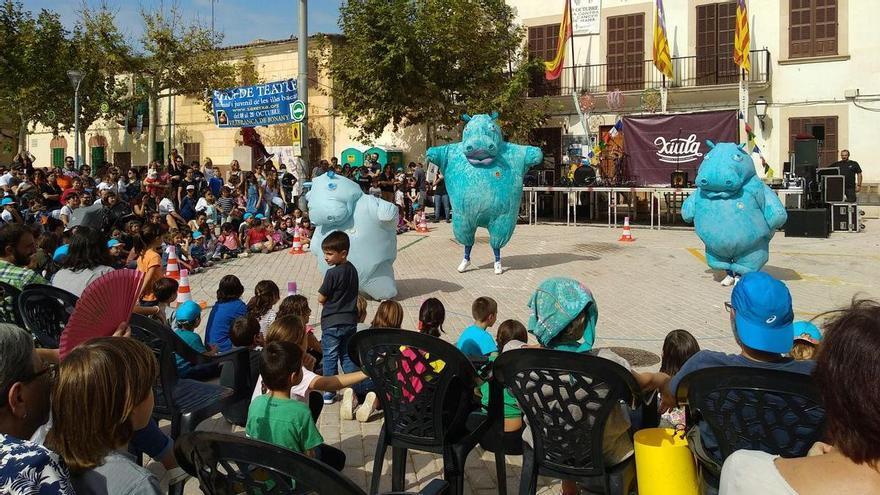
top-left (789, 116), bottom-right (838, 166)
top-left (607, 13), bottom-right (645, 91)
top-left (184, 143), bottom-right (201, 168)
top-left (51, 148), bottom-right (64, 168)
top-left (528, 24), bottom-right (562, 97)
top-left (790, 0), bottom-right (838, 58)
top-left (696, 2), bottom-right (738, 85)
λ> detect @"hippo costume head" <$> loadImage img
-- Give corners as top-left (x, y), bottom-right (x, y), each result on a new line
top-left (305, 171), bottom-right (360, 229)
top-left (694, 141), bottom-right (755, 199)
top-left (462, 112), bottom-right (503, 166)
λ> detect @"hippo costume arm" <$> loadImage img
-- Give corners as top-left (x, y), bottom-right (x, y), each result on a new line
top-left (681, 193), bottom-right (696, 223)
top-left (426, 144), bottom-right (455, 174)
top-left (761, 182), bottom-right (788, 230)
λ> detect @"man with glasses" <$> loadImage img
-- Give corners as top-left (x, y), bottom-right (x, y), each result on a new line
top-left (0, 324), bottom-right (71, 494)
top-left (659, 272), bottom-right (815, 480)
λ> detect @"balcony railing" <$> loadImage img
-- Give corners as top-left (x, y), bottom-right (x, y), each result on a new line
top-left (529, 48), bottom-right (770, 97)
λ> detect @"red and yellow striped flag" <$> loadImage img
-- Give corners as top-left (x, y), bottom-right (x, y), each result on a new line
top-left (652, 0), bottom-right (674, 79)
top-left (734, 0), bottom-right (751, 72)
top-left (544, 0), bottom-right (572, 80)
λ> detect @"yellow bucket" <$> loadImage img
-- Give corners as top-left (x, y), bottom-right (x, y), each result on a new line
top-left (633, 428), bottom-right (699, 495)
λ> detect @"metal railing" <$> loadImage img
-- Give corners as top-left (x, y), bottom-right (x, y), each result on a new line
top-left (529, 49), bottom-right (770, 97)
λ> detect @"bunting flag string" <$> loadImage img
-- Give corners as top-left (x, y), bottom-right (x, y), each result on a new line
top-left (738, 111), bottom-right (774, 176)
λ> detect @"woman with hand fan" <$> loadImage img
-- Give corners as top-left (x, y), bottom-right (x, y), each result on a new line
top-left (51, 226), bottom-right (115, 297)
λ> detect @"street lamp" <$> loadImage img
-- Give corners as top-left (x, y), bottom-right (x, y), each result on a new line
top-left (754, 96), bottom-right (769, 131)
top-left (67, 70), bottom-right (84, 169)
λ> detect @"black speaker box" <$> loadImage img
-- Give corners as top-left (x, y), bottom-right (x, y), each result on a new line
top-left (794, 139), bottom-right (819, 167)
top-left (822, 175), bottom-right (845, 203)
top-left (784, 208), bottom-right (829, 238)
top-left (670, 171), bottom-right (688, 188)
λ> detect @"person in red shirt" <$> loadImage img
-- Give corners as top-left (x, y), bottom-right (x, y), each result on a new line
top-left (246, 214), bottom-right (275, 253)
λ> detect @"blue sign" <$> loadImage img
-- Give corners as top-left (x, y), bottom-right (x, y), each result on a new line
top-left (211, 78), bottom-right (302, 128)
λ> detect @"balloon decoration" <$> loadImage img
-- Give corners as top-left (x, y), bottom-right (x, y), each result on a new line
top-left (641, 88), bottom-right (662, 113)
top-left (578, 91), bottom-right (596, 114)
top-left (607, 89), bottom-right (625, 111)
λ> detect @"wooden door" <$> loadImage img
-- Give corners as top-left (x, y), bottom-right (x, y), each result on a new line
top-left (696, 2), bottom-right (737, 86)
top-left (607, 14), bottom-right (645, 91)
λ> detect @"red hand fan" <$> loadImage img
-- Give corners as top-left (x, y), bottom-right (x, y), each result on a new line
top-left (59, 269), bottom-right (144, 359)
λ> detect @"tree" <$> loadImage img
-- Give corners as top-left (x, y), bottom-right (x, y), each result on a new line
top-left (325, 0), bottom-right (554, 144)
top-left (0, 1), bottom-right (73, 153)
top-left (121, 2), bottom-right (237, 164)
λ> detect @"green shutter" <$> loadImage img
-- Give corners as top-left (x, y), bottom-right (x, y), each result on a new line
top-left (91, 147), bottom-right (105, 173)
top-left (154, 142), bottom-right (164, 164)
top-left (52, 148), bottom-right (64, 168)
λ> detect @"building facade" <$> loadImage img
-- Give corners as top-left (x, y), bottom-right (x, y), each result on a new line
top-left (23, 36), bottom-right (428, 173)
top-left (508, 0), bottom-right (879, 188)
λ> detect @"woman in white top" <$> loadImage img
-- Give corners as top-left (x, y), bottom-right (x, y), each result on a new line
top-left (720, 299), bottom-right (880, 495)
top-left (51, 226), bottom-right (115, 297)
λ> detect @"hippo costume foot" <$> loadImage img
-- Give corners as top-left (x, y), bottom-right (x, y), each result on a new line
top-left (682, 141), bottom-right (787, 278)
top-left (427, 113), bottom-right (543, 271)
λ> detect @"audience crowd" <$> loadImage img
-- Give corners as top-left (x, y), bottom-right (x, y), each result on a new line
top-left (0, 153), bottom-right (876, 495)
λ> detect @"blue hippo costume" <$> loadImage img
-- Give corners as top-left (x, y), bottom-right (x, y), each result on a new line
top-left (306, 171), bottom-right (399, 299)
top-left (682, 141), bottom-right (787, 286)
top-left (426, 113), bottom-right (543, 274)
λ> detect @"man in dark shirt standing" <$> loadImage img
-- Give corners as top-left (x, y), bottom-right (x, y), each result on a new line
top-left (829, 149), bottom-right (862, 202)
top-left (279, 164), bottom-right (296, 211)
top-left (410, 162), bottom-right (426, 208)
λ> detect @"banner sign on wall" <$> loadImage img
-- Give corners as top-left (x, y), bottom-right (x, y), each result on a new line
top-left (212, 78), bottom-right (302, 128)
top-left (622, 110), bottom-right (738, 186)
top-left (572, 0), bottom-right (601, 35)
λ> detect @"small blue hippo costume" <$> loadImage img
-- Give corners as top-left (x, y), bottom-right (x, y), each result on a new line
top-left (682, 141), bottom-right (787, 279)
top-left (306, 171), bottom-right (399, 300)
top-left (426, 113), bottom-right (543, 273)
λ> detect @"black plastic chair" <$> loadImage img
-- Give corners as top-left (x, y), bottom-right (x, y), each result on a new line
top-left (175, 431), bottom-right (449, 495)
top-left (129, 314), bottom-right (249, 438)
top-left (18, 284), bottom-right (78, 348)
top-left (675, 366), bottom-right (825, 480)
top-left (0, 281), bottom-right (23, 327)
top-left (349, 328), bottom-right (491, 495)
top-left (493, 348), bottom-right (643, 495)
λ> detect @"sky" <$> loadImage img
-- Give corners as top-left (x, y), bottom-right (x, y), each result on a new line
top-left (21, 0), bottom-right (345, 47)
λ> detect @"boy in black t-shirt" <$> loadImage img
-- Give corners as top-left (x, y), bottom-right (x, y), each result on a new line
top-left (317, 231), bottom-right (359, 403)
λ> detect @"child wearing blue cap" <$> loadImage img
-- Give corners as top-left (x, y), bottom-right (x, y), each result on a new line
top-left (790, 320), bottom-right (822, 360)
top-left (173, 300), bottom-right (219, 380)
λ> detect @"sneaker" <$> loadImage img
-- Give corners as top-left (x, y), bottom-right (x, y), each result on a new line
top-left (734, 275), bottom-right (741, 286)
top-left (340, 387), bottom-right (357, 420)
top-left (356, 392), bottom-right (377, 422)
top-left (457, 259), bottom-right (471, 273)
top-left (494, 261), bottom-right (503, 275)
top-left (720, 274), bottom-right (735, 286)
top-left (322, 392), bottom-right (336, 404)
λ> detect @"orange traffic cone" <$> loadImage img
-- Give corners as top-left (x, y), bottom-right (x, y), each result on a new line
top-left (619, 216), bottom-right (636, 242)
top-left (165, 245), bottom-right (180, 280)
top-left (289, 227), bottom-right (305, 254)
top-left (416, 212), bottom-right (429, 234)
top-left (177, 269), bottom-right (193, 304)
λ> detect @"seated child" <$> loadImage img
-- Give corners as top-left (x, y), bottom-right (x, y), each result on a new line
top-left (355, 295), bottom-right (369, 332)
top-left (247, 280), bottom-right (280, 335)
top-left (455, 296), bottom-right (498, 357)
top-left (397, 299), bottom-right (448, 404)
top-left (370, 300), bottom-right (404, 329)
top-left (230, 314), bottom-right (264, 382)
top-left (277, 295), bottom-right (322, 369)
top-left (480, 319), bottom-right (528, 433)
top-left (790, 321), bottom-right (822, 360)
top-left (189, 230), bottom-right (211, 267)
top-left (246, 341), bottom-right (346, 471)
top-left (657, 329), bottom-right (700, 430)
top-left (247, 216), bottom-right (274, 253)
top-left (151, 277), bottom-right (179, 327)
top-left (173, 300), bottom-right (220, 380)
top-left (213, 222), bottom-right (241, 260)
top-left (107, 239), bottom-right (126, 269)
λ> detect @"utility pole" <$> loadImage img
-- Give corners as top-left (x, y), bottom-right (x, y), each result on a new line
top-left (67, 70), bottom-right (84, 169)
top-left (298, 0), bottom-right (309, 167)
top-left (211, 0), bottom-right (217, 40)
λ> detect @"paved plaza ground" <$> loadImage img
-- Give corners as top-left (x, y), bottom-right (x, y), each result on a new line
top-left (171, 219), bottom-right (880, 494)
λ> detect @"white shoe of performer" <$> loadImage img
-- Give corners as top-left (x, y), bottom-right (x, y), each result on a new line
top-left (720, 274), bottom-right (735, 287)
top-left (494, 261), bottom-right (503, 275)
top-left (457, 259), bottom-right (471, 273)
top-left (733, 275), bottom-right (741, 286)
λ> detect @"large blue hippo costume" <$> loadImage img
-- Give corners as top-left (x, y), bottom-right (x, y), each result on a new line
top-left (427, 113), bottom-right (543, 274)
top-left (306, 171), bottom-right (399, 299)
top-left (682, 141), bottom-right (787, 286)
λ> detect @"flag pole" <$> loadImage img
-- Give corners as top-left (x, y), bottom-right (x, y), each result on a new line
top-left (567, 0), bottom-right (577, 93)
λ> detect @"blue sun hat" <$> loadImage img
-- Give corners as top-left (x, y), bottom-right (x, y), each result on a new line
top-left (731, 272), bottom-right (795, 353)
top-left (527, 277), bottom-right (598, 351)
top-left (793, 321), bottom-right (822, 345)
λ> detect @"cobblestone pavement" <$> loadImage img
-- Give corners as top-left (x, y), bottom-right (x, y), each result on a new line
top-left (169, 219), bottom-right (880, 494)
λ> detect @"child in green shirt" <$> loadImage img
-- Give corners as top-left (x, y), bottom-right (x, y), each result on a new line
top-left (247, 340), bottom-right (346, 470)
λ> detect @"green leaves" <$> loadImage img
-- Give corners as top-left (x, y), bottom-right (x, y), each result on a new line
top-left (326, 0), bottom-right (551, 143)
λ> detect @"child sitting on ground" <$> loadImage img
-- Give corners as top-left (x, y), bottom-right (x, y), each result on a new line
top-left (247, 280), bottom-right (280, 334)
top-left (173, 300), bottom-right (220, 380)
top-left (658, 329), bottom-right (700, 430)
top-left (246, 340), bottom-right (346, 471)
top-left (790, 321), bottom-right (822, 360)
top-left (214, 222), bottom-right (241, 260)
top-left (247, 216), bottom-right (274, 253)
top-left (455, 296), bottom-right (498, 357)
top-left (189, 230), bottom-right (211, 267)
top-left (277, 295), bottom-right (322, 369)
top-left (480, 319), bottom-right (529, 433)
top-left (151, 277), bottom-right (179, 327)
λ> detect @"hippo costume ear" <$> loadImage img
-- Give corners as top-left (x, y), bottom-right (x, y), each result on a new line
top-left (705, 140), bottom-right (716, 149)
top-left (490, 111), bottom-right (499, 120)
top-left (461, 114), bottom-right (472, 123)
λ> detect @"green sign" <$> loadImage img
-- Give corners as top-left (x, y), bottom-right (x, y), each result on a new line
top-left (290, 100), bottom-right (306, 122)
